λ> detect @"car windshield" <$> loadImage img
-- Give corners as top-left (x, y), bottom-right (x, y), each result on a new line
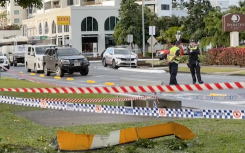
top-left (36, 46), bottom-right (55, 55)
top-left (57, 48), bottom-right (80, 56)
top-left (114, 49), bottom-right (130, 55)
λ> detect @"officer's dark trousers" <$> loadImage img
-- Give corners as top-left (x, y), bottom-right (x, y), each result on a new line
top-left (169, 62), bottom-right (178, 85)
top-left (190, 63), bottom-right (202, 82)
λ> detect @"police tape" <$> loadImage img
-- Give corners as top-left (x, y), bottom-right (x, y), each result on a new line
top-left (0, 95), bottom-right (244, 119)
top-left (1, 80), bottom-right (245, 94)
top-left (0, 65), bottom-right (68, 88)
top-left (29, 96), bottom-right (155, 103)
top-left (1, 65), bottom-right (245, 94)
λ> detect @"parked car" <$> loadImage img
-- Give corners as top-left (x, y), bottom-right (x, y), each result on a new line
top-left (0, 53), bottom-right (10, 71)
top-left (25, 45), bottom-right (56, 73)
top-left (156, 49), bottom-right (169, 60)
top-left (156, 45), bottom-right (185, 60)
top-left (43, 47), bottom-right (90, 77)
top-left (102, 47), bottom-right (138, 69)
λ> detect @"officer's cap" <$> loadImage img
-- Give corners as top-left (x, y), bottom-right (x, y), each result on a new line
top-left (175, 41), bottom-right (181, 45)
top-left (190, 40), bottom-right (196, 43)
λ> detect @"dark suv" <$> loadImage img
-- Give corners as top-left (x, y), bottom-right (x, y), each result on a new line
top-left (43, 47), bottom-right (90, 77)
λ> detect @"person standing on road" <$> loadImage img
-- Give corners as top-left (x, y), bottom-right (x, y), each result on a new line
top-left (186, 40), bottom-right (204, 84)
top-left (167, 41), bottom-right (181, 85)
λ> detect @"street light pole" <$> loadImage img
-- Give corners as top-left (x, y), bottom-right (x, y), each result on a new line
top-left (142, 0), bottom-right (145, 57)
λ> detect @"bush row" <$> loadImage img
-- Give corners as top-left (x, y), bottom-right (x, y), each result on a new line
top-left (179, 55), bottom-right (206, 64)
top-left (205, 47), bottom-right (245, 66)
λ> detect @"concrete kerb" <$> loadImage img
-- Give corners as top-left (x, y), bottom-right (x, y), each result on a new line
top-left (118, 67), bottom-right (166, 73)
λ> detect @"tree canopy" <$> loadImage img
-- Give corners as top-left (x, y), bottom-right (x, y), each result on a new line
top-left (0, 0), bottom-right (43, 9)
top-left (183, 0), bottom-right (214, 41)
top-left (113, 0), bottom-right (157, 47)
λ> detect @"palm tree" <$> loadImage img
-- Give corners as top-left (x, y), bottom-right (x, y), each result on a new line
top-left (0, 10), bottom-right (7, 30)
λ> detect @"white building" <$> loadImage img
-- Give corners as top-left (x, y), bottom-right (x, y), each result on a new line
top-left (210, 0), bottom-right (229, 12)
top-left (135, 0), bottom-right (172, 17)
top-left (4, 1), bottom-right (27, 25)
top-left (22, 0), bottom-right (121, 55)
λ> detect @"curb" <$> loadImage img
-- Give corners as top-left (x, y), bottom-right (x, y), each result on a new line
top-left (118, 67), bottom-right (166, 73)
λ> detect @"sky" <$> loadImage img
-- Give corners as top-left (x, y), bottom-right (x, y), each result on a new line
top-left (229, 0), bottom-right (240, 6)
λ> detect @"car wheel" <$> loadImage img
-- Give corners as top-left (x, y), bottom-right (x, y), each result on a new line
top-left (10, 62), bottom-right (13, 66)
top-left (103, 58), bottom-right (107, 67)
top-left (112, 60), bottom-right (118, 69)
top-left (26, 63), bottom-right (31, 72)
top-left (56, 66), bottom-right (64, 77)
top-left (14, 63), bottom-right (17, 67)
top-left (44, 64), bottom-right (50, 76)
top-left (80, 67), bottom-right (89, 76)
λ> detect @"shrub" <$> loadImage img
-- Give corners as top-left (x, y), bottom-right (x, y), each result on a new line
top-left (179, 55), bottom-right (206, 64)
top-left (205, 47), bottom-right (245, 66)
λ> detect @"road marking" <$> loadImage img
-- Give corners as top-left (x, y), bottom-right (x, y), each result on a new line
top-left (209, 93), bottom-right (227, 96)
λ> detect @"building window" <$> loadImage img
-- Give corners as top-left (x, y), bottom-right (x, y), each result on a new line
top-left (14, 10), bottom-right (19, 15)
top-left (52, 20), bottom-right (56, 34)
top-left (45, 22), bottom-right (49, 34)
top-left (39, 23), bottom-right (42, 35)
top-left (81, 17), bottom-right (98, 31)
top-left (104, 16), bottom-right (119, 31)
top-left (64, 25), bottom-right (69, 32)
top-left (67, 0), bottom-right (73, 6)
top-left (58, 25), bottom-right (62, 33)
top-left (161, 4), bottom-right (170, 10)
top-left (14, 19), bottom-right (19, 23)
top-left (14, 3), bottom-right (19, 6)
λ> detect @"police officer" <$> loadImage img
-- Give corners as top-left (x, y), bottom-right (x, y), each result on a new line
top-left (187, 40), bottom-right (204, 84)
top-left (168, 41), bottom-right (181, 85)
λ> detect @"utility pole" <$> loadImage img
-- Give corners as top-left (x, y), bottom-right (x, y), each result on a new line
top-left (142, 0), bottom-right (145, 57)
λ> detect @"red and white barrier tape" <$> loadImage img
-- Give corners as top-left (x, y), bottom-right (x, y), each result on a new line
top-left (29, 96), bottom-right (155, 103)
top-left (0, 81), bottom-right (244, 94)
top-left (0, 65), bottom-right (68, 88)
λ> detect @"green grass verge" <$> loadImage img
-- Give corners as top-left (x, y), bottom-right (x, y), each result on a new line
top-left (163, 67), bottom-right (240, 73)
top-left (0, 106), bottom-right (245, 153)
top-left (0, 77), bottom-right (121, 106)
top-left (0, 78), bottom-right (244, 152)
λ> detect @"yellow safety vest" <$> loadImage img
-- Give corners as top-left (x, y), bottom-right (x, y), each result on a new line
top-left (189, 46), bottom-right (197, 51)
top-left (169, 46), bottom-right (180, 63)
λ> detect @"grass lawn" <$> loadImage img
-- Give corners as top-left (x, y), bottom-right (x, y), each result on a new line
top-left (163, 67), bottom-right (240, 73)
top-left (0, 77), bottom-right (122, 107)
top-left (1, 78), bottom-right (244, 152)
top-left (0, 105), bottom-right (245, 153)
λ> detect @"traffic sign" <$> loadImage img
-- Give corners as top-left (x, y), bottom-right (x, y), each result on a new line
top-left (147, 36), bottom-right (157, 45)
top-left (40, 36), bottom-right (47, 40)
top-left (127, 35), bottom-right (133, 43)
top-left (149, 26), bottom-right (156, 35)
top-left (176, 34), bottom-right (181, 41)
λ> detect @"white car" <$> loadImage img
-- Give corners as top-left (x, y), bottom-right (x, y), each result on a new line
top-left (102, 47), bottom-right (138, 69)
top-left (0, 54), bottom-right (10, 71)
top-left (25, 45), bottom-right (56, 73)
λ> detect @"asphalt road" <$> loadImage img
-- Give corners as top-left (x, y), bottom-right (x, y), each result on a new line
top-left (2, 62), bottom-right (245, 111)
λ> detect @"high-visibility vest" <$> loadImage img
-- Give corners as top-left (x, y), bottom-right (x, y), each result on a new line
top-left (169, 46), bottom-right (180, 63)
top-left (189, 46), bottom-right (197, 51)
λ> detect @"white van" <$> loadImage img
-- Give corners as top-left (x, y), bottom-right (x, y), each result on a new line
top-left (25, 45), bottom-right (56, 73)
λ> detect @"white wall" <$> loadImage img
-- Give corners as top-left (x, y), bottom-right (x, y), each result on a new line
top-left (0, 30), bottom-right (22, 38)
top-left (157, 0), bottom-right (172, 17)
top-left (22, 7), bottom-right (71, 41)
top-left (7, 1), bottom-right (27, 25)
top-left (172, 8), bottom-right (188, 17)
top-left (70, 6), bottom-right (119, 54)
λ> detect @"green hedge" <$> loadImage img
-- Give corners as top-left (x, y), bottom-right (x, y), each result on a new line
top-left (179, 55), bottom-right (207, 63)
